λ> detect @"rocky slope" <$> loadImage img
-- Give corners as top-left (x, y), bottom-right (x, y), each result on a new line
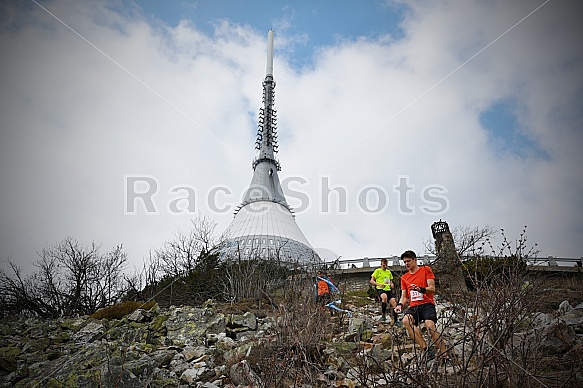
top-left (1, 297), bottom-right (582, 387)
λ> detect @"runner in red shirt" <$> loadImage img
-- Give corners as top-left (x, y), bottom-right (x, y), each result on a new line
top-left (394, 250), bottom-right (449, 363)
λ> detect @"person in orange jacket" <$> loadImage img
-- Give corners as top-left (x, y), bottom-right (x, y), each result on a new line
top-left (316, 270), bottom-right (332, 306)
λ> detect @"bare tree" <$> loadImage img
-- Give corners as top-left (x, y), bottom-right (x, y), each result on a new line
top-left (124, 250), bottom-right (163, 302)
top-left (154, 216), bottom-right (222, 278)
top-left (0, 260), bottom-right (58, 317)
top-left (99, 245), bottom-right (127, 307)
top-left (0, 237), bottom-right (128, 318)
top-left (336, 227), bottom-right (555, 387)
top-left (424, 224), bottom-right (496, 256)
top-left (220, 252), bottom-right (288, 303)
top-left (129, 216), bottom-right (227, 306)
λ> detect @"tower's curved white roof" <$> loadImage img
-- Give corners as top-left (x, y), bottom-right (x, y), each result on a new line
top-left (226, 201), bottom-right (311, 246)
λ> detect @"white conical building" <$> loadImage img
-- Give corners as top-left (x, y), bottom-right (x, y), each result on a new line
top-left (220, 30), bottom-right (320, 265)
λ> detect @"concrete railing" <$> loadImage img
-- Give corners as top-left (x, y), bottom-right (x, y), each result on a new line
top-left (325, 255), bottom-right (583, 270)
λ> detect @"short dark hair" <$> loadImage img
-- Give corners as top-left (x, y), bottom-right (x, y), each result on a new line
top-left (401, 250), bottom-right (417, 260)
top-left (381, 258), bottom-right (388, 264)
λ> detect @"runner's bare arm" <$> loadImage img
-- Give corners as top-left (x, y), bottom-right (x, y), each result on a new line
top-left (425, 278), bottom-right (436, 294)
top-left (395, 289), bottom-right (408, 313)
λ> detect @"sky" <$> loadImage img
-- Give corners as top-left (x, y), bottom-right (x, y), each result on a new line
top-left (1, 0), bottom-right (582, 273)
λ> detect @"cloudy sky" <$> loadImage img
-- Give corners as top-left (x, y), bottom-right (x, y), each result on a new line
top-left (1, 0), bottom-right (582, 272)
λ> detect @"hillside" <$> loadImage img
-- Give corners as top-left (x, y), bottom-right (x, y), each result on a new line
top-left (1, 290), bottom-right (582, 387)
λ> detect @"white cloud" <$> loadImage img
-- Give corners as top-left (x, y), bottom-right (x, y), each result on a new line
top-left (1, 0), bottom-right (582, 273)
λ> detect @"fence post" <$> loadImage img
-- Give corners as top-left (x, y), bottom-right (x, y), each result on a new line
top-left (548, 256), bottom-right (557, 266)
top-left (363, 257), bottom-right (370, 268)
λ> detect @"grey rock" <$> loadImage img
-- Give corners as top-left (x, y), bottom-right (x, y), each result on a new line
top-left (170, 358), bottom-right (190, 377)
top-left (182, 345), bottom-right (207, 362)
top-left (228, 312), bottom-right (257, 331)
top-left (540, 322), bottom-right (577, 355)
top-left (215, 335), bottom-right (235, 351)
top-left (72, 319), bottom-right (105, 343)
top-left (127, 308), bottom-right (149, 323)
top-left (226, 326), bottom-right (253, 341)
top-left (229, 360), bottom-right (261, 387)
top-left (346, 317), bottom-right (372, 342)
top-left (166, 307), bottom-right (226, 346)
top-left (181, 367), bottom-right (205, 384)
top-left (0, 347), bottom-right (21, 373)
top-left (60, 316), bottom-right (88, 331)
top-left (124, 355), bottom-right (156, 379)
top-left (561, 313), bottom-right (583, 333)
top-left (368, 343), bottom-right (390, 363)
top-left (559, 300), bottom-right (574, 314)
top-left (201, 382), bottom-right (221, 388)
top-left (532, 312), bottom-right (554, 328)
top-left (99, 364), bottom-right (143, 388)
top-left (150, 349), bottom-right (178, 366)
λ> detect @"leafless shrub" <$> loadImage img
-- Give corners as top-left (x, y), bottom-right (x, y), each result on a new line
top-left (0, 260), bottom-right (55, 317)
top-left (429, 226), bottom-right (555, 387)
top-left (0, 237), bottom-right (128, 318)
top-left (220, 253), bottom-right (289, 304)
top-left (341, 227), bottom-right (575, 388)
top-left (249, 266), bottom-right (334, 387)
top-left (124, 216), bottom-right (226, 306)
top-left (152, 216), bottom-right (222, 279)
top-left (423, 225), bottom-right (496, 256)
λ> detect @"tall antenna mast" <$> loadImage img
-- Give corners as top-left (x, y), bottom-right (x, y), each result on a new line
top-left (253, 29), bottom-right (279, 170)
top-left (266, 29), bottom-right (274, 77)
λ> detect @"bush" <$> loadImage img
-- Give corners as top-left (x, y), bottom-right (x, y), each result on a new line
top-left (142, 269), bottom-right (222, 307)
top-left (220, 257), bottom-right (290, 303)
top-left (366, 284), bottom-right (378, 300)
top-left (248, 271), bottom-right (334, 387)
top-left (89, 300), bottom-right (156, 320)
top-left (0, 237), bottom-right (129, 318)
top-left (462, 254), bottom-right (528, 287)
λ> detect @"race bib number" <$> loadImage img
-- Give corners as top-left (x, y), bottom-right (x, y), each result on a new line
top-left (410, 290), bottom-right (423, 302)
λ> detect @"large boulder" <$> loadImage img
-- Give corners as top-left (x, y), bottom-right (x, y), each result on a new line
top-left (229, 360), bottom-right (261, 387)
top-left (0, 346), bottom-right (21, 373)
top-left (227, 312), bottom-right (257, 331)
top-left (345, 317), bottom-right (372, 342)
top-left (539, 322), bottom-right (577, 355)
top-left (72, 319), bottom-right (105, 344)
top-left (559, 300), bottom-right (574, 314)
top-left (165, 307), bottom-right (226, 346)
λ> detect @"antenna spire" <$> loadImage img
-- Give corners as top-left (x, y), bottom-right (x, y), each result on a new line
top-left (253, 29), bottom-right (279, 169)
top-left (241, 29), bottom-right (285, 208)
top-left (266, 29), bottom-right (274, 77)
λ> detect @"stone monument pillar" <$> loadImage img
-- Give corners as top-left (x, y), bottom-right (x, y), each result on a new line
top-left (431, 220), bottom-right (468, 293)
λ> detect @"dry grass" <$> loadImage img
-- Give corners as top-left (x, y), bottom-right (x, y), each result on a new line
top-left (535, 275), bottom-right (583, 313)
top-left (89, 300), bottom-right (157, 320)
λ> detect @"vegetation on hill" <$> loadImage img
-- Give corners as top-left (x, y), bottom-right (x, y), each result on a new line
top-left (1, 220), bottom-right (583, 386)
